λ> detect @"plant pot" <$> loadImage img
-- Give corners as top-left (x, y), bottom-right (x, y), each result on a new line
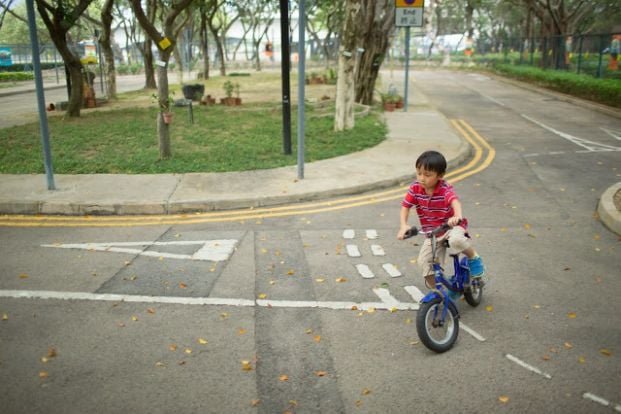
top-left (235, 97), bottom-right (242, 105)
top-left (162, 112), bottom-right (173, 124)
top-left (384, 102), bottom-right (396, 112)
top-left (395, 100), bottom-right (404, 109)
top-left (86, 98), bottom-right (96, 108)
top-left (221, 97), bottom-right (236, 106)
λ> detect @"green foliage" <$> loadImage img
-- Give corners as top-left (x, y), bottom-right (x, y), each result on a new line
top-left (493, 64), bottom-right (621, 108)
top-left (0, 104), bottom-right (386, 174)
top-left (0, 72), bottom-right (34, 82)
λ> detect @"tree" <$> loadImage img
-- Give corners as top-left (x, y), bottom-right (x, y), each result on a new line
top-left (129, 0), bottom-right (193, 160)
top-left (334, 0), bottom-right (362, 132)
top-left (35, 0), bottom-right (95, 118)
top-left (354, 0), bottom-right (395, 105)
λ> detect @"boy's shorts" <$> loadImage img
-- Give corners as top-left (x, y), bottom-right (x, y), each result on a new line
top-left (418, 226), bottom-right (471, 278)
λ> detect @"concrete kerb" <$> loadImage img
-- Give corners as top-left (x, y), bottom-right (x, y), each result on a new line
top-left (597, 182), bottom-right (621, 236)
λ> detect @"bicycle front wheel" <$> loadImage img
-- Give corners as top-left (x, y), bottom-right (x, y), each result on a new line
top-left (416, 298), bottom-right (459, 353)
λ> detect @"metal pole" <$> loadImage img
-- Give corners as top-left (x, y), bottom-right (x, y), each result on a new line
top-left (404, 26), bottom-right (410, 112)
top-left (297, 0), bottom-right (305, 179)
top-left (279, 0), bottom-right (292, 155)
top-left (26, 0), bottom-right (55, 190)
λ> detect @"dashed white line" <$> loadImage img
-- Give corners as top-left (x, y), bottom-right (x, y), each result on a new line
top-left (355, 264), bottom-right (375, 279)
top-left (505, 354), bottom-right (552, 379)
top-left (582, 392), bottom-right (611, 408)
top-left (371, 244), bottom-right (385, 256)
top-left (346, 244), bottom-right (361, 257)
top-left (382, 263), bottom-right (402, 278)
top-left (342, 229), bottom-right (355, 239)
top-left (366, 229), bottom-right (378, 239)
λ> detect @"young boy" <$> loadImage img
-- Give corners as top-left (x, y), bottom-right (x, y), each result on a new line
top-left (397, 150), bottom-right (484, 292)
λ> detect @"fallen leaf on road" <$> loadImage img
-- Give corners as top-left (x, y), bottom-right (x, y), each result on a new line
top-left (155, 361), bottom-right (165, 367)
top-left (184, 348), bottom-right (192, 355)
top-left (287, 269), bottom-right (295, 276)
top-left (198, 338), bottom-right (208, 345)
top-left (314, 335), bottom-right (321, 343)
top-left (39, 371), bottom-right (49, 379)
top-left (47, 347), bottom-right (57, 358)
top-left (279, 374), bottom-right (289, 381)
top-left (242, 360), bottom-right (253, 371)
top-left (362, 388), bottom-right (372, 395)
top-left (250, 399), bottom-right (261, 407)
top-left (315, 278), bottom-right (325, 283)
top-left (578, 356), bottom-right (586, 363)
top-left (315, 371), bottom-right (327, 377)
top-left (335, 277), bottom-right (347, 283)
top-left (486, 305), bottom-right (493, 312)
top-left (499, 396), bottom-right (509, 403)
top-left (238, 328), bottom-right (247, 335)
top-left (19, 273), bottom-right (29, 279)
top-left (258, 293), bottom-right (267, 299)
top-left (179, 282), bottom-right (187, 289)
top-left (147, 308), bottom-right (156, 314)
top-left (567, 312), bottom-right (577, 319)
top-left (564, 342), bottom-right (573, 349)
top-left (2, 313), bottom-right (7, 321)
top-left (169, 344), bottom-right (177, 351)
top-left (600, 349), bottom-right (612, 357)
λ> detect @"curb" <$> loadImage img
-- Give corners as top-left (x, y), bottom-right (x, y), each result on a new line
top-left (597, 182), bottom-right (621, 236)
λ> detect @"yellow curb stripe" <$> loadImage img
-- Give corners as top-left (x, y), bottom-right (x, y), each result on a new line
top-left (0, 120), bottom-right (494, 227)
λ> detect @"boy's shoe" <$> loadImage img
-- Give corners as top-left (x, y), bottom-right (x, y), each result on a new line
top-left (468, 256), bottom-right (485, 278)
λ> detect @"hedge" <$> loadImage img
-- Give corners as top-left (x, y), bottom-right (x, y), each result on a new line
top-left (0, 71), bottom-right (34, 82)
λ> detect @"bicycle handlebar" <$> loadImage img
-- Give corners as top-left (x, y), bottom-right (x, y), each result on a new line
top-left (402, 222), bottom-right (457, 239)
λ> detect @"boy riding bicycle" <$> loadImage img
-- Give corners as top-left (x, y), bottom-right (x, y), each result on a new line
top-left (397, 151), bottom-right (485, 292)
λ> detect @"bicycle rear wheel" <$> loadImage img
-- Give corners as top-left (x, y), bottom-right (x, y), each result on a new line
top-left (416, 297), bottom-right (459, 353)
top-left (464, 278), bottom-right (483, 307)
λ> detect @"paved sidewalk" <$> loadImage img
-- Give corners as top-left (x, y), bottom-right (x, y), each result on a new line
top-left (0, 75), bottom-right (618, 236)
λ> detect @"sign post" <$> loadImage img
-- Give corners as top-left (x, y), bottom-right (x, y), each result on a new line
top-left (395, 0), bottom-right (424, 112)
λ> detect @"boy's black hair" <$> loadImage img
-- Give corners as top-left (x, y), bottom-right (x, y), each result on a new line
top-left (415, 150), bottom-right (447, 175)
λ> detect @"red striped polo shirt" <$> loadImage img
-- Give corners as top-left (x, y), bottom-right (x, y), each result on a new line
top-left (402, 180), bottom-right (467, 232)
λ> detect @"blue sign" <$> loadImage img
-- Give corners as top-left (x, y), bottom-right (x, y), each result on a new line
top-left (0, 47), bottom-right (12, 66)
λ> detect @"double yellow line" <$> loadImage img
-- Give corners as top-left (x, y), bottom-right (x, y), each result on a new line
top-left (0, 120), bottom-right (494, 228)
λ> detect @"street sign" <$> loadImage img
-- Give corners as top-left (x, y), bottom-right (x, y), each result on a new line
top-left (395, 0), bottom-right (424, 27)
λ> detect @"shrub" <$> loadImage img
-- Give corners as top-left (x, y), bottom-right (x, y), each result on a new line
top-left (0, 71), bottom-right (34, 82)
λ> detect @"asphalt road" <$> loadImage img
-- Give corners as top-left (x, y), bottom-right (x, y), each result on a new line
top-left (1, 70), bottom-right (620, 413)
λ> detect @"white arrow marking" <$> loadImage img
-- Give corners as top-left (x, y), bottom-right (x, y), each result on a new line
top-left (0, 289), bottom-right (420, 311)
top-left (522, 115), bottom-right (621, 152)
top-left (601, 127), bottom-right (621, 141)
top-left (41, 240), bottom-right (238, 262)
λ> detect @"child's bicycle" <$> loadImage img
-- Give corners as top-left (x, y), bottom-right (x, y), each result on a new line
top-left (403, 222), bottom-right (484, 353)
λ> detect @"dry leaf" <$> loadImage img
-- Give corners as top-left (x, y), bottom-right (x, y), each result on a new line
top-left (351, 305), bottom-right (358, 311)
top-left (542, 355), bottom-right (550, 361)
top-left (179, 282), bottom-right (187, 289)
top-left (238, 328), bottom-right (247, 335)
top-left (198, 338), bottom-right (208, 345)
top-left (287, 269), bottom-right (295, 276)
top-left (335, 277), bottom-right (348, 283)
top-left (315, 278), bottom-right (325, 283)
top-left (279, 374), bottom-right (289, 381)
top-left (578, 356), bottom-right (586, 364)
top-left (485, 305), bottom-right (494, 312)
top-left (499, 396), bottom-right (509, 403)
top-left (19, 273), bottom-right (29, 279)
top-left (169, 344), bottom-right (177, 351)
top-left (356, 400), bottom-right (363, 407)
top-left (242, 360), bottom-right (253, 371)
top-left (600, 349), bottom-right (612, 357)
top-left (39, 371), bottom-right (49, 379)
top-left (362, 388), bottom-right (372, 395)
top-left (147, 308), bottom-right (156, 314)
top-left (315, 371), bottom-right (327, 377)
top-left (155, 361), bottom-right (165, 367)
top-left (47, 347), bottom-right (57, 358)
top-left (567, 312), bottom-right (577, 319)
top-left (184, 348), bottom-right (192, 355)
top-left (250, 399), bottom-right (261, 407)
top-left (314, 335), bottom-right (321, 343)
top-left (367, 307), bottom-right (376, 313)
top-left (41, 357), bottom-right (48, 363)
top-left (564, 342), bottom-right (573, 349)
top-left (305, 328), bottom-right (313, 334)
top-left (405, 318), bottom-right (412, 324)
top-left (390, 307), bottom-right (398, 313)
top-left (220, 312), bottom-right (229, 319)
top-left (258, 293), bottom-right (267, 299)
top-left (131, 316), bottom-right (138, 321)
top-left (289, 400), bottom-right (298, 407)
top-left (2, 313), bottom-right (8, 321)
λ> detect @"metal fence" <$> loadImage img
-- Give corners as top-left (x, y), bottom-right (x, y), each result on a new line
top-left (474, 33), bottom-right (621, 80)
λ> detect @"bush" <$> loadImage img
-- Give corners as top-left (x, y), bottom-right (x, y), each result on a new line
top-left (492, 63), bottom-right (621, 108)
top-left (0, 71), bottom-right (34, 82)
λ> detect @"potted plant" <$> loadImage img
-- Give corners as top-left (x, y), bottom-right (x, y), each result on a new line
top-left (152, 92), bottom-right (175, 124)
top-left (395, 95), bottom-right (404, 109)
top-left (221, 80), bottom-right (236, 106)
top-left (182, 83), bottom-right (205, 101)
top-left (382, 93), bottom-right (397, 112)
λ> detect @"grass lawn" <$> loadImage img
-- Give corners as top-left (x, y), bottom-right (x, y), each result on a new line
top-left (0, 72), bottom-right (387, 174)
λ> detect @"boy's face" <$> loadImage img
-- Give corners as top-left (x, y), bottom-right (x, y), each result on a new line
top-left (416, 167), bottom-right (442, 194)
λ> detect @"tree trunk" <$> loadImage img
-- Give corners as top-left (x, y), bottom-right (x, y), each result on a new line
top-left (143, 39), bottom-right (157, 89)
top-left (334, 0), bottom-right (363, 132)
top-left (101, 0), bottom-right (117, 100)
top-left (354, 0), bottom-right (395, 105)
top-left (156, 61), bottom-right (171, 159)
top-left (200, 11), bottom-right (209, 79)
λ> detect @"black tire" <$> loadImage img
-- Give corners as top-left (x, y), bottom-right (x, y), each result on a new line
top-left (416, 297), bottom-right (459, 353)
top-left (464, 278), bottom-right (483, 307)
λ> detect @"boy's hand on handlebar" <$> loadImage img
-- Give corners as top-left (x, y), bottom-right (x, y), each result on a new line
top-left (397, 225), bottom-right (410, 240)
top-left (447, 216), bottom-right (462, 227)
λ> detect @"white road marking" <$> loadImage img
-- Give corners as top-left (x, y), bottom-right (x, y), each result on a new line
top-left (582, 392), bottom-right (610, 408)
top-left (522, 114), bottom-right (621, 152)
top-left (382, 263), bottom-right (402, 278)
top-left (342, 229), bottom-right (355, 239)
top-left (601, 127), bottom-right (621, 140)
top-left (371, 244), bottom-right (385, 256)
top-left (365, 229), bottom-right (378, 239)
top-left (479, 92), bottom-right (506, 107)
top-left (505, 354), bottom-right (552, 379)
top-left (0, 289), bottom-right (420, 311)
top-left (355, 264), bottom-right (375, 279)
top-left (346, 244), bottom-right (361, 257)
top-left (41, 240), bottom-right (238, 262)
top-left (460, 323), bottom-right (486, 342)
